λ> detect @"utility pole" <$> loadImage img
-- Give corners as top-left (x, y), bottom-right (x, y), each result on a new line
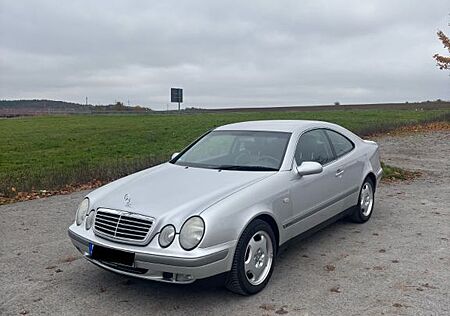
top-left (85, 96), bottom-right (88, 106)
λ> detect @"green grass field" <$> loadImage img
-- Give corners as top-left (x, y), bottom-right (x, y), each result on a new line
top-left (1, 108), bottom-right (449, 197)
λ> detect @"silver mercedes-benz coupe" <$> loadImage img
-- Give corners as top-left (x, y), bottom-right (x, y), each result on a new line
top-left (68, 120), bottom-right (382, 295)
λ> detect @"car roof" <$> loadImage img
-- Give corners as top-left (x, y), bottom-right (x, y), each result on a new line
top-left (214, 120), bottom-right (334, 133)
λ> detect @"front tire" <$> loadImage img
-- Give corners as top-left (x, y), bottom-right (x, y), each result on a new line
top-left (349, 178), bottom-right (375, 223)
top-left (225, 219), bottom-right (276, 295)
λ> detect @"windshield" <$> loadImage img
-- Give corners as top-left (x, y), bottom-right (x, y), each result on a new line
top-left (172, 130), bottom-right (291, 171)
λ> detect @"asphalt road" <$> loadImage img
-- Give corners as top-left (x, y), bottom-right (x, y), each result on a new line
top-left (1, 131), bottom-right (449, 316)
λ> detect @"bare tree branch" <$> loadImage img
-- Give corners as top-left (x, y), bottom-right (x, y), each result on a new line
top-left (433, 30), bottom-right (450, 70)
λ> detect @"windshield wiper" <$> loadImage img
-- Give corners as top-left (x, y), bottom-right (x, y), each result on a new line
top-left (214, 165), bottom-right (278, 171)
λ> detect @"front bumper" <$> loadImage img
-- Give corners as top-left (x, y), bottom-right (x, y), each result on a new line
top-left (68, 227), bottom-right (235, 284)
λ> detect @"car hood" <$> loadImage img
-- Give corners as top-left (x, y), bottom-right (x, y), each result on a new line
top-left (87, 163), bottom-right (274, 228)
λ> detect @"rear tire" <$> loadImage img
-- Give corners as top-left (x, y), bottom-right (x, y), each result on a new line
top-left (225, 219), bottom-right (276, 295)
top-left (349, 178), bottom-right (375, 223)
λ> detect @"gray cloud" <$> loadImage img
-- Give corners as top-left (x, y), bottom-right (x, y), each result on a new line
top-left (1, 0), bottom-right (449, 109)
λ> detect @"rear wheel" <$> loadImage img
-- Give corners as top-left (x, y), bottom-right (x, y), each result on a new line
top-left (349, 178), bottom-right (375, 223)
top-left (225, 219), bottom-right (276, 295)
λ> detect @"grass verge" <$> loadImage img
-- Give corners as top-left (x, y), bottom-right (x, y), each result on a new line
top-left (381, 162), bottom-right (422, 183)
top-left (0, 108), bottom-right (448, 203)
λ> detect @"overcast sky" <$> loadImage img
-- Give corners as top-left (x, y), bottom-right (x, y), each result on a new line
top-left (0, 0), bottom-right (449, 110)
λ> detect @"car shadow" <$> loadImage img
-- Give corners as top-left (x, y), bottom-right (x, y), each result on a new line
top-left (71, 218), bottom-right (354, 301)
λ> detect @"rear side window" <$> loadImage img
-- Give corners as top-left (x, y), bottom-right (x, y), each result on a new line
top-left (295, 129), bottom-right (334, 165)
top-left (325, 130), bottom-right (354, 157)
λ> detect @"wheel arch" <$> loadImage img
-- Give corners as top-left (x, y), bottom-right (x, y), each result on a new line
top-left (364, 172), bottom-right (377, 192)
top-left (253, 214), bottom-right (280, 251)
top-left (236, 212), bottom-right (280, 254)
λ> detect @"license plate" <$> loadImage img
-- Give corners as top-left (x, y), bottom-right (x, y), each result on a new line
top-left (90, 243), bottom-right (135, 266)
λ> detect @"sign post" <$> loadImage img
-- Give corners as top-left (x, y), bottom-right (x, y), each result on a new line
top-left (171, 88), bottom-right (183, 112)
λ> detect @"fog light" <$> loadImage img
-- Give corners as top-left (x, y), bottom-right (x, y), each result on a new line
top-left (176, 274), bottom-right (194, 282)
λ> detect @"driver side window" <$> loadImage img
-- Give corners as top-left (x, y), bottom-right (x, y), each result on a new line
top-left (179, 134), bottom-right (234, 162)
top-left (295, 129), bottom-right (334, 166)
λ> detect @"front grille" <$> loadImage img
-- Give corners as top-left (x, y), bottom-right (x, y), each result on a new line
top-left (93, 208), bottom-right (154, 245)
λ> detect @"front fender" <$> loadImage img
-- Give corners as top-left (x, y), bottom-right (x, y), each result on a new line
top-left (198, 173), bottom-right (291, 249)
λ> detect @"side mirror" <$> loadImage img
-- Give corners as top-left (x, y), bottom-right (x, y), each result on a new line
top-left (296, 161), bottom-right (323, 176)
top-left (171, 152), bottom-right (180, 160)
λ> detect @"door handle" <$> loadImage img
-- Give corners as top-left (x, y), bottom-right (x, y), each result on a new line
top-left (335, 169), bottom-right (344, 177)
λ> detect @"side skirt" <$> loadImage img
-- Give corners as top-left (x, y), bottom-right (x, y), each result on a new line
top-left (278, 205), bottom-right (357, 254)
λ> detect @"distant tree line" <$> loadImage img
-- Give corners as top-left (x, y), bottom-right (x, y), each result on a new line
top-left (0, 99), bottom-right (153, 117)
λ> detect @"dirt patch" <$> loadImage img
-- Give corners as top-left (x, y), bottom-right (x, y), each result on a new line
top-left (381, 162), bottom-right (422, 183)
top-left (0, 179), bottom-right (105, 205)
top-left (368, 121), bottom-right (449, 137)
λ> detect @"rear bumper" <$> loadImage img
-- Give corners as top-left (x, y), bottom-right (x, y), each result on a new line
top-left (376, 167), bottom-right (383, 185)
top-left (68, 228), bottom-right (233, 283)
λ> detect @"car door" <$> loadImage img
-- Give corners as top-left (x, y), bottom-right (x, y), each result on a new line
top-left (324, 129), bottom-right (363, 210)
top-left (284, 129), bottom-right (342, 240)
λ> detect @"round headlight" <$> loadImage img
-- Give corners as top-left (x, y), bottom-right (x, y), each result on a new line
top-left (179, 216), bottom-right (205, 250)
top-left (85, 209), bottom-right (95, 230)
top-left (158, 225), bottom-right (176, 248)
top-left (76, 198), bottom-right (89, 226)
